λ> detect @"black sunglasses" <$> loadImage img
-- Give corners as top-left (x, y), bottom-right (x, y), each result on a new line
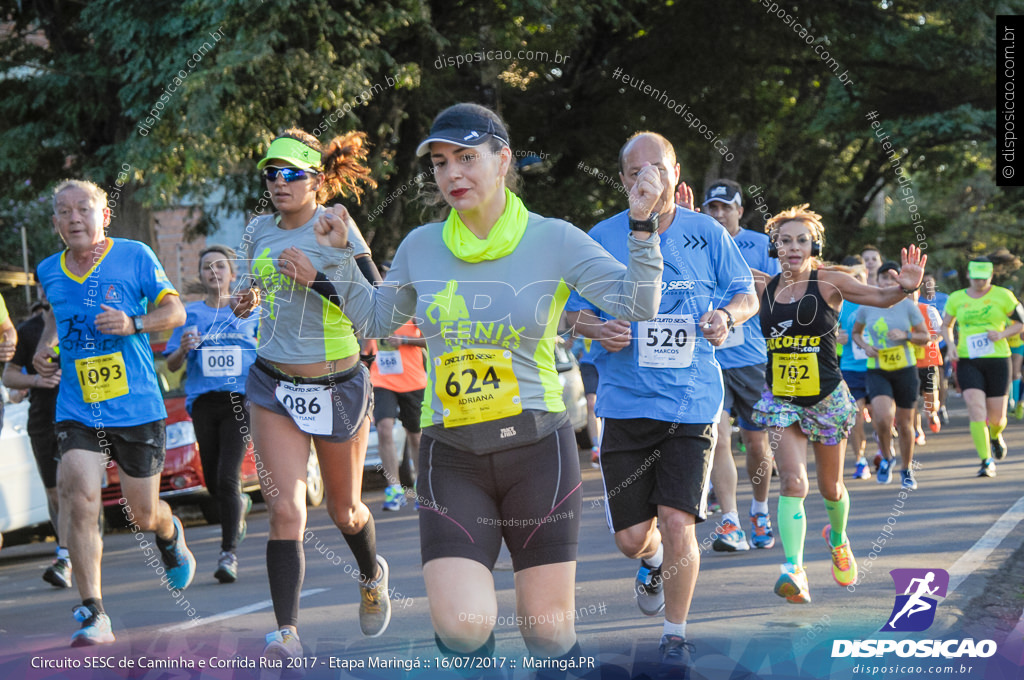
top-left (262, 166), bottom-right (317, 183)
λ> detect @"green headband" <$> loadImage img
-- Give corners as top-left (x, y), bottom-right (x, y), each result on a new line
top-left (257, 138), bottom-right (322, 170)
top-left (968, 261), bottom-right (994, 279)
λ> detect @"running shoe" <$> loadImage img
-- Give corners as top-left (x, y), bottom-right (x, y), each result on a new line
top-left (43, 557), bottom-right (73, 589)
top-left (1015, 401), bottom-right (1024, 420)
top-left (872, 451), bottom-right (883, 473)
top-left (929, 413), bottom-right (941, 433)
top-left (263, 628), bottom-right (303, 663)
top-left (977, 459), bottom-right (997, 478)
top-left (214, 551), bottom-right (238, 584)
top-left (749, 512), bottom-right (776, 549)
top-left (822, 524), bottom-right (858, 587)
top-left (863, 407), bottom-right (872, 424)
top-left (939, 406), bottom-right (949, 424)
top-left (707, 489), bottom-right (721, 516)
top-left (853, 458), bottom-right (871, 480)
top-left (900, 469), bottom-right (918, 490)
top-left (712, 519), bottom-right (750, 552)
top-left (658, 634), bottom-right (695, 678)
top-left (915, 431), bottom-right (926, 446)
top-left (876, 458), bottom-right (893, 485)
top-left (158, 516), bottom-right (196, 590)
top-left (635, 560), bottom-right (665, 616)
top-left (70, 605), bottom-right (115, 647)
top-left (773, 563), bottom-right (811, 604)
top-left (991, 436), bottom-right (1007, 461)
top-left (359, 555), bottom-right (392, 637)
top-left (381, 484), bottom-right (407, 512)
top-left (238, 493), bottom-right (253, 545)
top-left (590, 446), bottom-right (600, 469)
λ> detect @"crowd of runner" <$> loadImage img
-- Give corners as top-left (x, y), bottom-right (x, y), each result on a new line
top-left (2, 102), bottom-right (1023, 679)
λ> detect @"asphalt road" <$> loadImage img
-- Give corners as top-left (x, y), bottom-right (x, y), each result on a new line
top-left (2, 392), bottom-right (1024, 680)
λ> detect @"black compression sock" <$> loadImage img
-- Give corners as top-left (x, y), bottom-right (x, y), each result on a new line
top-left (83, 597), bottom-right (104, 616)
top-left (342, 516), bottom-right (378, 584)
top-left (435, 632), bottom-right (496, 657)
top-left (266, 540), bottom-right (304, 628)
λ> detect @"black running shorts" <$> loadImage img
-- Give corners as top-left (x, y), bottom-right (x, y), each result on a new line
top-left (417, 421), bottom-right (581, 572)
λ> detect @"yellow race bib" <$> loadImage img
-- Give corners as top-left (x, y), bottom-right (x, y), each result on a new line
top-left (76, 352), bottom-right (129, 403)
top-left (772, 352), bottom-right (820, 397)
top-left (435, 348), bottom-right (521, 427)
top-left (877, 346), bottom-right (911, 371)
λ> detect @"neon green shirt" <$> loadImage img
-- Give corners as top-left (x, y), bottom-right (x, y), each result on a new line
top-left (946, 286), bottom-right (1024, 359)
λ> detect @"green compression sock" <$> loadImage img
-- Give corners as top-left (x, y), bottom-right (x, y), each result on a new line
top-left (990, 418), bottom-right (1006, 440)
top-left (969, 421), bottom-right (990, 460)
top-left (823, 490), bottom-right (850, 546)
top-left (777, 496), bottom-right (807, 566)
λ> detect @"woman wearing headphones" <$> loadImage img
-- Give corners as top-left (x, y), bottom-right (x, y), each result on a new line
top-left (752, 205), bottom-right (925, 605)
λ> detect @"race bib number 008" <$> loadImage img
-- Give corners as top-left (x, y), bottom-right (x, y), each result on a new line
top-left (638, 315), bottom-right (697, 368)
top-left (274, 382), bottom-right (331, 435)
top-left (435, 348), bottom-right (521, 428)
top-left (772, 352), bottom-right (820, 397)
top-left (76, 352), bottom-right (129, 403)
top-left (200, 346), bottom-right (242, 377)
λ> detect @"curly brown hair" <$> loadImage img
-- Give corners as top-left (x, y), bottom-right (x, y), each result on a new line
top-left (275, 128), bottom-right (377, 205)
top-left (765, 203), bottom-right (826, 250)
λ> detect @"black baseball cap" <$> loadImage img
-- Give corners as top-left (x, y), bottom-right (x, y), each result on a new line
top-left (416, 103), bottom-right (510, 157)
top-left (702, 182), bottom-right (742, 207)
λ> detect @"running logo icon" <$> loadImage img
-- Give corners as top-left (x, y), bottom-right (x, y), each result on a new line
top-left (103, 285), bottom-right (122, 303)
top-left (881, 568), bottom-right (949, 632)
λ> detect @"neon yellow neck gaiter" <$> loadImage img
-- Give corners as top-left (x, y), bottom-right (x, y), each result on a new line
top-left (442, 189), bottom-right (528, 262)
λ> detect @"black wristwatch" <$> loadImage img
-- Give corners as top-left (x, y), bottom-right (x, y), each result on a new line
top-left (629, 212), bottom-right (659, 233)
top-left (717, 308), bottom-right (735, 329)
top-left (132, 316), bottom-right (145, 334)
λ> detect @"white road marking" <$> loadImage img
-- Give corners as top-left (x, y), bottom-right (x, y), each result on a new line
top-left (946, 494), bottom-right (1024, 595)
top-left (159, 587), bottom-right (329, 632)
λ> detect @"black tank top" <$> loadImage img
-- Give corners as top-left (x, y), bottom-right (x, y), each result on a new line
top-left (759, 270), bottom-right (841, 407)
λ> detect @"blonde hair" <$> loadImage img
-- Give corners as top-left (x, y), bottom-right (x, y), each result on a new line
top-left (52, 179), bottom-right (107, 213)
top-left (765, 203), bottom-right (826, 250)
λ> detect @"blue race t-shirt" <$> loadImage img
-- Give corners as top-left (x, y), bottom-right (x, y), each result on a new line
top-left (38, 238), bottom-right (178, 427)
top-left (164, 301), bottom-right (259, 414)
top-left (921, 291), bottom-right (949, 348)
top-left (716, 228), bottom-right (780, 369)
top-left (839, 301), bottom-right (869, 372)
top-left (565, 207), bottom-right (755, 424)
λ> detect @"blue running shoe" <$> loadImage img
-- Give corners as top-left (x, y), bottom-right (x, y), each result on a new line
top-left (635, 560), bottom-right (665, 615)
top-left (749, 513), bottom-right (776, 549)
top-left (382, 484), bottom-right (407, 512)
top-left (853, 458), bottom-right (871, 480)
top-left (712, 519), bottom-right (750, 552)
top-left (876, 458), bottom-right (893, 485)
top-left (70, 605), bottom-right (115, 647)
top-left (159, 516), bottom-right (196, 590)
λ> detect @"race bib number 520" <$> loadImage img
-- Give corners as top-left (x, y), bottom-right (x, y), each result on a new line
top-left (435, 348), bottom-right (521, 428)
top-left (638, 315), bottom-right (697, 368)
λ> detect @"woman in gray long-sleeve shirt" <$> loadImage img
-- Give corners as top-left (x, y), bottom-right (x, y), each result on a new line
top-left (279, 103), bottom-right (663, 665)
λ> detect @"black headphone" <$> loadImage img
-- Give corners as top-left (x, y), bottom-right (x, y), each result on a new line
top-left (768, 237), bottom-right (821, 259)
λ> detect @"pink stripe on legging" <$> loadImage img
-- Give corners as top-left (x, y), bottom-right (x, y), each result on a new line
top-left (522, 481), bottom-right (582, 548)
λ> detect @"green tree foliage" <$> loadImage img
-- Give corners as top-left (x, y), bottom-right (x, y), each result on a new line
top-left (0, 0), bottom-right (1016, 283)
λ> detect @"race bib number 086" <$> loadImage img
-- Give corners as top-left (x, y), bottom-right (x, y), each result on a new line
top-left (274, 382), bottom-right (331, 435)
top-left (435, 348), bottom-right (521, 428)
top-left (638, 315), bottom-right (697, 368)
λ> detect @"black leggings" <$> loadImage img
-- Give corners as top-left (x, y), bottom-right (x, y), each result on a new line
top-left (192, 391), bottom-right (248, 552)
